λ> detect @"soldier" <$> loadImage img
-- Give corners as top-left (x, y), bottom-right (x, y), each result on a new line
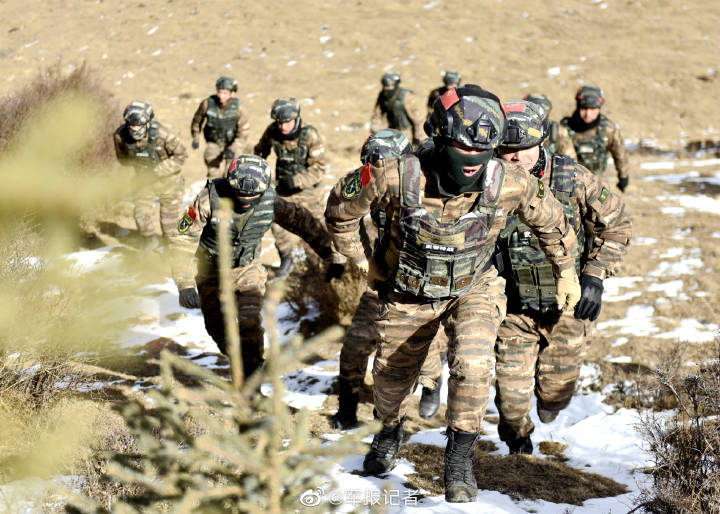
top-left (113, 100), bottom-right (187, 248)
top-left (523, 92), bottom-right (577, 159)
top-left (370, 72), bottom-right (424, 145)
top-left (560, 85), bottom-right (631, 192)
top-left (254, 97), bottom-right (327, 278)
top-left (190, 76), bottom-right (250, 179)
top-left (330, 129), bottom-right (447, 430)
top-left (170, 155), bottom-right (338, 378)
top-left (427, 70), bottom-right (462, 112)
top-left (326, 85), bottom-right (581, 503)
top-left (494, 100), bottom-right (631, 454)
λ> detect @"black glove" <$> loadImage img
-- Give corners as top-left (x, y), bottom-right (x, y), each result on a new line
top-left (617, 176), bottom-right (629, 192)
top-left (223, 149), bottom-right (235, 160)
top-left (574, 274), bottom-right (603, 321)
top-left (278, 175), bottom-right (297, 192)
top-left (179, 288), bottom-right (200, 309)
top-left (324, 262), bottom-right (346, 282)
top-left (191, 140), bottom-right (200, 150)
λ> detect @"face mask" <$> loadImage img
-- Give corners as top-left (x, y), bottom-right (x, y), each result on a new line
top-left (233, 193), bottom-right (262, 213)
top-left (128, 124), bottom-right (147, 141)
top-left (434, 142), bottom-right (493, 195)
top-left (381, 87), bottom-right (397, 99)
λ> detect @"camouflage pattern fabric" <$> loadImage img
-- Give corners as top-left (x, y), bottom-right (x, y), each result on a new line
top-left (546, 121), bottom-right (577, 159)
top-left (500, 101), bottom-right (548, 150)
top-left (269, 185), bottom-right (326, 256)
top-left (325, 150), bottom-right (580, 433)
top-left (113, 121), bottom-right (187, 237)
top-left (370, 88), bottom-right (424, 143)
top-left (561, 114), bottom-right (632, 181)
top-left (191, 96), bottom-right (250, 178)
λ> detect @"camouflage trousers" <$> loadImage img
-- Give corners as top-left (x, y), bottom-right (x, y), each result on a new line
top-left (204, 142), bottom-right (232, 180)
top-left (271, 184), bottom-right (325, 257)
top-left (340, 290), bottom-right (447, 394)
top-left (494, 310), bottom-right (589, 442)
top-left (196, 260), bottom-right (267, 378)
top-left (133, 172), bottom-right (185, 237)
top-left (373, 270), bottom-right (506, 433)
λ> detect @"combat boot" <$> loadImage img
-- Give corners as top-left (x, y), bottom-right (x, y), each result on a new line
top-left (419, 375), bottom-right (442, 419)
top-left (537, 407), bottom-right (560, 423)
top-left (330, 377), bottom-right (359, 430)
top-left (444, 428), bottom-right (480, 503)
top-left (507, 436), bottom-right (533, 455)
top-left (276, 252), bottom-right (294, 279)
top-left (363, 419), bottom-right (404, 474)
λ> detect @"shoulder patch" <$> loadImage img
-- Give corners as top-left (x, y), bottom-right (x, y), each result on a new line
top-left (342, 170), bottom-right (363, 200)
top-left (178, 212), bottom-right (194, 233)
top-left (537, 181), bottom-right (546, 199)
top-left (599, 187), bottom-right (609, 203)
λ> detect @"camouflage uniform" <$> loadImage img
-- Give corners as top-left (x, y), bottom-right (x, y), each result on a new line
top-left (253, 122), bottom-right (327, 257)
top-left (545, 121), bottom-right (577, 159)
top-left (170, 161), bottom-right (333, 376)
top-left (113, 120), bottom-right (187, 237)
top-left (191, 95), bottom-right (250, 179)
top-left (325, 148), bottom-right (579, 434)
top-left (370, 77), bottom-right (424, 144)
top-left (494, 149), bottom-right (631, 444)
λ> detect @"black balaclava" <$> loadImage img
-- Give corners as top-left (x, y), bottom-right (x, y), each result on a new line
top-left (433, 139), bottom-right (493, 195)
top-left (528, 147), bottom-right (548, 178)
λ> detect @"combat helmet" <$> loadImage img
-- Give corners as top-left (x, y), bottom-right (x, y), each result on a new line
top-left (361, 129), bottom-right (412, 165)
top-left (523, 92), bottom-right (552, 115)
top-left (499, 100), bottom-right (549, 150)
top-left (381, 72), bottom-right (401, 87)
top-left (443, 70), bottom-right (461, 87)
top-left (216, 76), bottom-right (238, 92)
top-left (575, 85), bottom-right (604, 108)
top-left (226, 155), bottom-right (272, 197)
top-left (424, 84), bottom-right (506, 150)
top-left (123, 100), bottom-right (154, 140)
top-left (271, 97), bottom-right (300, 123)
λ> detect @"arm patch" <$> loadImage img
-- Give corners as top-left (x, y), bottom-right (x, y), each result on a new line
top-left (342, 169), bottom-right (363, 199)
top-left (537, 181), bottom-right (546, 199)
top-left (178, 212), bottom-right (194, 233)
top-left (599, 187), bottom-right (609, 203)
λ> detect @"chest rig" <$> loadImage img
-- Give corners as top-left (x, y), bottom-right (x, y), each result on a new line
top-left (124, 122), bottom-right (161, 169)
top-left (562, 114), bottom-right (610, 175)
top-left (499, 153), bottom-right (585, 313)
top-left (198, 179), bottom-right (277, 268)
top-left (380, 88), bottom-right (412, 131)
top-left (203, 96), bottom-right (240, 144)
top-left (271, 125), bottom-right (312, 181)
top-left (383, 156), bottom-right (505, 299)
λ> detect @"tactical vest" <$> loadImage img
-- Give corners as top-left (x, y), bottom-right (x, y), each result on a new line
top-left (562, 114), bottom-right (610, 175)
top-left (197, 179), bottom-right (277, 268)
top-left (380, 156), bottom-right (504, 300)
top-left (498, 154), bottom-right (585, 313)
top-left (544, 121), bottom-right (559, 155)
top-left (271, 126), bottom-right (313, 181)
top-left (203, 96), bottom-right (240, 144)
top-left (124, 122), bottom-right (161, 169)
top-left (380, 88), bottom-right (412, 131)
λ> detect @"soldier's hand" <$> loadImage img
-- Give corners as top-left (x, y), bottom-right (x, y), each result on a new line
top-left (324, 262), bottom-right (346, 282)
top-left (555, 267), bottom-right (581, 311)
top-left (224, 149), bottom-right (235, 161)
top-left (191, 140), bottom-right (200, 150)
top-left (574, 274), bottom-right (604, 321)
top-left (154, 160), bottom-right (178, 177)
top-left (179, 288), bottom-right (200, 309)
top-left (617, 177), bottom-right (629, 192)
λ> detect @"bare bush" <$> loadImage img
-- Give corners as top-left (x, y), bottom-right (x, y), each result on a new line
top-left (633, 344), bottom-right (720, 513)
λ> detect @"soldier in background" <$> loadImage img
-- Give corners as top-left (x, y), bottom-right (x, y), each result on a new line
top-left (523, 92), bottom-right (577, 159)
top-left (494, 100), bottom-right (631, 454)
top-left (561, 85), bottom-right (631, 192)
top-left (370, 72), bottom-right (424, 145)
top-left (327, 85), bottom-right (581, 503)
top-left (191, 76), bottom-right (250, 179)
top-left (254, 97), bottom-right (327, 278)
top-left (427, 70), bottom-right (461, 112)
top-left (113, 100), bottom-right (187, 248)
top-left (169, 155), bottom-right (338, 378)
top-left (330, 129), bottom-right (447, 430)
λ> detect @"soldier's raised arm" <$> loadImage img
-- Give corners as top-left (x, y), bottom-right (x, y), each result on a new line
top-left (577, 166), bottom-right (632, 280)
top-left (273, 196), bottom-right (333, 261)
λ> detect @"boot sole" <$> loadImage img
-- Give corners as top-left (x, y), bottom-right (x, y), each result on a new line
top-left (363, 458), bottom-right (396, 475)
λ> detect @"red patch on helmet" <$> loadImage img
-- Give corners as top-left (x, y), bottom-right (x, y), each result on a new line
top-left (360, 163), bottom-right (373, 187)
top-left (187, 207), bottom-right (197, 221)
top-left (440, 88), bottom-right (460, 110)
top-left (598, 97), bottom-right (604, 104)
top-left (504, 103), bottom-right (526, 112)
